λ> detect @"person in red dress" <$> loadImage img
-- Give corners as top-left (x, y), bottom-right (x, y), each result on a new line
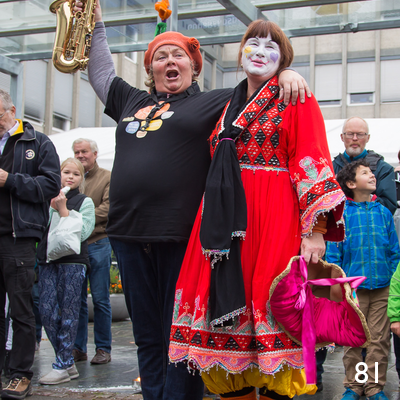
top-left (168, 20), bottom-right (346, 400)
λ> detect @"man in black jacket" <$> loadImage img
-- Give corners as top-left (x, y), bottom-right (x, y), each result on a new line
top-left (0, 89), bottom-right (60, 399)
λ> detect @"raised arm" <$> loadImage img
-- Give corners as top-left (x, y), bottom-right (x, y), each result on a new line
top-left (75, 0), bottom-right (116, 104)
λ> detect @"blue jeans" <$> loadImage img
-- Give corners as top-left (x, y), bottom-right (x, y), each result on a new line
top-left (39, 263), bottom-right (86, 369)
top-left (75, 237), bottom-right (112, 353)
top-left (110, 239), bottom-right (204, 400)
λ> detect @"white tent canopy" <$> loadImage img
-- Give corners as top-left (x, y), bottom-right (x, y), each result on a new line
top-left (49, 118), bottom-right (400, 171)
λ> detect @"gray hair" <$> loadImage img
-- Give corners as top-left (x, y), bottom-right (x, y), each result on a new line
top-left (342, 117), bottom-right (369, 135)
top-left (0, 89), bottom-right (14, 111)
top-left (72, 138), bottom-right (99, 154)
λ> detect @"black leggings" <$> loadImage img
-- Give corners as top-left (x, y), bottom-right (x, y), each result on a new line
top-left (259, 387), bottom-right (291, 399)
top-left (220, 387), bottom-right (255, 397)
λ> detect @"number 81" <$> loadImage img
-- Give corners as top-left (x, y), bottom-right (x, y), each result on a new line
top-left (355, 362), bottom-right (378, 383)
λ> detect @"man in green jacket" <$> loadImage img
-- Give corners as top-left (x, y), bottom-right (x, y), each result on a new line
top-left (388, 261), bottom-right (400, 385)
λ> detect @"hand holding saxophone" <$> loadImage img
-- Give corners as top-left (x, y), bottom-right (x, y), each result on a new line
top-left (50, 0), bottom-right (100, 73)
top-left (73, 0), bottom-right (102, 23)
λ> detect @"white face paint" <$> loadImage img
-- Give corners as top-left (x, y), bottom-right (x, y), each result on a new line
top-left (241, 34), bottom-right (281, 80)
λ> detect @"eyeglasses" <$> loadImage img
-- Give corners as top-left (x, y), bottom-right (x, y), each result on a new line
top-left (342, 132), bottom-right (368, 139)
top-left (0, 109), bottom-right (9, 119)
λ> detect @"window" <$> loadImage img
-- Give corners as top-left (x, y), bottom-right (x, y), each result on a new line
top-left (315, 64), bottom-right (342, 106)
top-left (79, 79), bottom-right (96, 127)
top-left (102, 113), bottom-right (117, 128)
top-left (54, 69), bottom-right (73, 120)
top-left (203, 58), bottom-right (212, 92)
top-left (347, 61), bottom-right (375, 104)
top-left (0, 72), bottom-right (11, 92)
top-left (349, 92), bottom-right (374, 104)
top-left (381, 59), bottom-right (400, 102)
top-left (53, 113), bottom-right (70, 131)
top-left (24, 60), bottom-right (47, 122)
top-left (293, 65), bottom-right (310, 86)
top-left (223, 70), bottom-right (246, 88)
top-left (216, 68), bottom-right (223, 89)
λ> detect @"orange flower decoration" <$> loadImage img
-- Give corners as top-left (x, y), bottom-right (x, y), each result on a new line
top-left (188, 37), bottom-right (200, 52)
top-left (155, 0), bottom-right (171, 20)
top-left (134, 103), bottom-right (170, 120)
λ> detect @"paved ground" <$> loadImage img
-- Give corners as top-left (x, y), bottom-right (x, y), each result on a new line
top-left (3, 320), bottom-right (400, 399)
top-left (27, 320), bottom-right (142, 400)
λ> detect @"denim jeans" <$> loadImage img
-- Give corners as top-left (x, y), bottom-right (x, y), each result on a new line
top-left (75, 237), bottom-right (112, 353)
top-left (110, 238), bottom-right (204, 400)
top-left (39, 263), bottom-right (86, 369)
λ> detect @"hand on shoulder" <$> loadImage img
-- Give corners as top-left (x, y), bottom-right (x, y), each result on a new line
top-left (278, 69), bottom-right (311, 106)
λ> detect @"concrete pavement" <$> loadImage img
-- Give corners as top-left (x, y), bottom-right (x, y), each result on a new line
top-left (6, 320), bottom-right (400, 399)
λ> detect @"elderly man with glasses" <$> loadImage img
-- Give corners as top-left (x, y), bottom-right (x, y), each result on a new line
top-left (332, 116), bottom-right (396, 215)
top-left (0, 89), bottom-right (60, 399)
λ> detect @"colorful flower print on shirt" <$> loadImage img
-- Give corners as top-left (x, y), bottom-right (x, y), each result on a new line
top-left (122, 102), bottom-right (174, 138)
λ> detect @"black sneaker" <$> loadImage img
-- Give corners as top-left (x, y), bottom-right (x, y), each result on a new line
top-left (1, 377), bottom-right (33, 399)
top-left (316, 382), bottom-right (323, 392)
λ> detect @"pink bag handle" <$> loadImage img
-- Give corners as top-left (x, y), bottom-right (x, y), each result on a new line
top-left (295, 258), bottom-right (366, 311)
top-left (294, 256), bottom-right (366, 384)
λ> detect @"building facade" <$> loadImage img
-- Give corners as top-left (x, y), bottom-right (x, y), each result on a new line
top-left (0, 27), bottom-right (399, 135)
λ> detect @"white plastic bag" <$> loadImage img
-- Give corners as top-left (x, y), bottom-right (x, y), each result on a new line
top-left (46, 210), bottom-right (83, 262)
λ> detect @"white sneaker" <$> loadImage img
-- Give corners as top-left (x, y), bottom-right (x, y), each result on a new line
top-left (67, 364), bottom-right (79, 380)
top-left (39, 368), bottom-right (71, 385)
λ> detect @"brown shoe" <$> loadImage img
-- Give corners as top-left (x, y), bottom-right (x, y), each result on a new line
top-left (2, 377), bottom-right (33, 399)
top-left (90, 349), bottom-right (111, 364)
top-left (72, 349), bottom-right (88, 362)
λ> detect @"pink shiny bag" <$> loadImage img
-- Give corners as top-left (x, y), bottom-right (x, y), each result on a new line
top-left (269, 256), bottom-right (370, 384)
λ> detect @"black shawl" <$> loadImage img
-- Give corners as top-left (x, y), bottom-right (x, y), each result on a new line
top-left (200, 77), bottom-right (280, 328)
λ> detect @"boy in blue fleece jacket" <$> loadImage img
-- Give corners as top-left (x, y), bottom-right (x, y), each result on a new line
top-left (326, 159), bottom-right (400, 400)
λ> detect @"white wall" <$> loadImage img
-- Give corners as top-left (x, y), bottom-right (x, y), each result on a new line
top-left (50, 119), bottom-right (400, 171)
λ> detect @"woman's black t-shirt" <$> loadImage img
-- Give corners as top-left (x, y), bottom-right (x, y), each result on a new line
top-left (105, 78), bottom-right (233, 242)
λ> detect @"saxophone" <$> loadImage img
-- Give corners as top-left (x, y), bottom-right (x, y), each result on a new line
top-left (50, 0), bottom-right (96, 73)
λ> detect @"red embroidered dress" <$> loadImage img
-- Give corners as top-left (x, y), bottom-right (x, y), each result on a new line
top-left (169, 77), bottom-right (345, 379)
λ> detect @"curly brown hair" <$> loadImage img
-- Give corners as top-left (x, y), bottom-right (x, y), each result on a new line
top-left (336, 159), bottom-right (371, 199)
